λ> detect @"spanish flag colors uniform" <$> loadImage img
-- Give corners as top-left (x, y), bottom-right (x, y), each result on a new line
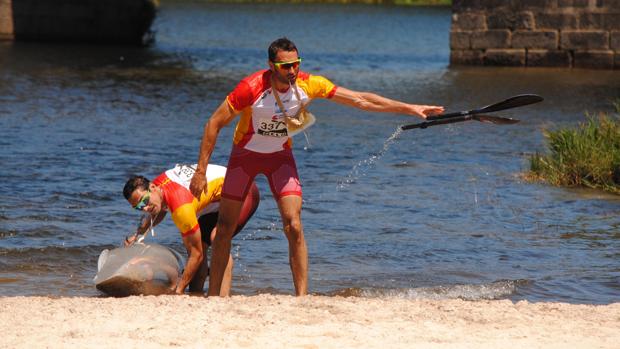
top-left (226, 70), bottom-right (337, 154)
top-left (152, 164), bottom-right (226, 237)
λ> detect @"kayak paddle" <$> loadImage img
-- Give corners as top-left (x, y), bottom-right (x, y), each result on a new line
top-left (401, 94), bottom-right (542, 130)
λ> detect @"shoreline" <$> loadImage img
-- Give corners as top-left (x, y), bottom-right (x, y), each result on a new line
top-left (2, 295), bottom-right (618, 348)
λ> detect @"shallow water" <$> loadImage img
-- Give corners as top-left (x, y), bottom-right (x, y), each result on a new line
top-left (1, 3), bottom-right (619, 303)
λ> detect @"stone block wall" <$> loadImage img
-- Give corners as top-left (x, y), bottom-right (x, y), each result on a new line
top-left (0, 0), bottom-right (14, 40)
top-left (451, 0), bottom-right (620, 69)
top-left (0, 0), bottom-right (157, 45)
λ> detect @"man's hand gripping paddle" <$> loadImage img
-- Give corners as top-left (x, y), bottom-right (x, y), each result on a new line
top-left (401, 94), bottom-right (543, 130)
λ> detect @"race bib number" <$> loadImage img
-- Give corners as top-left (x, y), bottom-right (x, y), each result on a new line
top-left (257, 117), bottom-right (288, 138)
top-left (171, 164), bottom-right (196, 183)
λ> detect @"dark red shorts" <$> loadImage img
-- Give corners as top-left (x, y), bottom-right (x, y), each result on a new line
top-left (221, 145), bottom-right (302, 202)
top-left (198, 182), bottom-right (260, 245)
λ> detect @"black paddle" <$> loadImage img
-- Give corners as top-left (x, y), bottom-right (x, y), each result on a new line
top-left (401, 94), bottom-right (543, 131)
top-left (403, 114), bottom-right (520, 130)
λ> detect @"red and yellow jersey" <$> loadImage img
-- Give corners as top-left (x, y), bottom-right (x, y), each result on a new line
top-left (226, 70), bottom-right (337, 153)
top-left (152, 164), bottom-right (226, 237)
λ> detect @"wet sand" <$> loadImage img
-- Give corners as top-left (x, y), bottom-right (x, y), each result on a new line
top-left (1, 295), bottom-right (618, 348)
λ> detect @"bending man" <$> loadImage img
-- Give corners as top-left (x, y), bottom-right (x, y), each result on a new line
top-left (123, 163), bottom-right (259, 295)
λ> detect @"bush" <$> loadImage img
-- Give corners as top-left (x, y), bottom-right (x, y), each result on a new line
top-left (528, 101), bottom-right (620, 194)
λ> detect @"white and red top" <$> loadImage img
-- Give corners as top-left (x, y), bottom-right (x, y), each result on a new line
top-left (226, 69), bottom-right (338, 153)
top-left (152, 164), bottom-right (226, 236)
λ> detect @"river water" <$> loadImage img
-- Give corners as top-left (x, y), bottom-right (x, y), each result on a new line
top-left (1, 3), bottom-right (619, 303)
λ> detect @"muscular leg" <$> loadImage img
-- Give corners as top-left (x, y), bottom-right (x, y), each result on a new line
top-left (220, 253), bottom-right (234, 297)
top-left (208, 197), bottom-right (243, 297)
top-left (207, 183), bottom-right (259, 296)
top-left (277, 195), bottom-right (308, 296)
top-left (209, 226), bottom-right (235, 297)
top-left (188, 241), bottom-right (209, 294)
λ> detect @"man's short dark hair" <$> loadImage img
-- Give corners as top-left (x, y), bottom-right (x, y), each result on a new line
top-left (123, 175), bottom-right (150, 200)
top-left (268, 37), bottom-right (298, 62)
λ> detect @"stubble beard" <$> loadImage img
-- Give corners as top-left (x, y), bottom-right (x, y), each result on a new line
top-left (274, 69), bottom-right (297, 86)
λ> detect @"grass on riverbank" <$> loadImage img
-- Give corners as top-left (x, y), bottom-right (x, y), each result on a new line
top-left (527, 101), bottom-right (620, 194)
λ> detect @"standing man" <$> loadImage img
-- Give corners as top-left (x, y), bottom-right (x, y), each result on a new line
top-left (124, 163), bottom-right (259, 295)
top-left (189, 37), bottom-right (444, 296)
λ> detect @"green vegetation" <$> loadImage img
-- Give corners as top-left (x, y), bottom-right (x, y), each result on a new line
top-left (528, 101), bottom-right (620, 194)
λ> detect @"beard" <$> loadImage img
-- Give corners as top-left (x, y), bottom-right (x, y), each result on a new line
top-left (273, 69), bottom-right (297, 85)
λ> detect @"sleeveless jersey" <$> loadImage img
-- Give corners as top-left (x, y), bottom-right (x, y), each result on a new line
top-left (226, 70), bottom-right (337, 154)
top-left (152, 164), bottom-right (226, 237)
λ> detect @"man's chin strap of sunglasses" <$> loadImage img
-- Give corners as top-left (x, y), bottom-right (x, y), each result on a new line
top-left (124, 214), bottom-right (156, 246)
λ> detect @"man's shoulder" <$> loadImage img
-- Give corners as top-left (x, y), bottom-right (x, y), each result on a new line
top-left (297, 71), bottom-right (312, 81)
top-left (228, 70), bottom-right (271, 109)
top-left (157, 173), bottom-right (195, 211)
top-left (238, 69), bottom-right (271, 91)
top-left (152, 172), bottom-right (169, 186)
top-left (297, 71), bottom-right (334, 86)
top-left (297, 72), bottom-right (337, 98)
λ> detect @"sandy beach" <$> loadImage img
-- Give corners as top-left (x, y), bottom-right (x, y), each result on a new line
top-left (1, 295), bottom-right (618, 349)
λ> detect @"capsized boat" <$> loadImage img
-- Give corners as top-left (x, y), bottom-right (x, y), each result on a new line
top-left (94, 243), bottom-right (185, 297)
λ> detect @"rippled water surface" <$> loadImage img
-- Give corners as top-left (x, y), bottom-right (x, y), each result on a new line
top-left (1, 3), bottom-right (619, 303)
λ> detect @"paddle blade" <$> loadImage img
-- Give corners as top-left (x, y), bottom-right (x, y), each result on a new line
top-left (473, 114), bottom-right (520, 125)
top-left (478, 94), bottom-right (543, 114)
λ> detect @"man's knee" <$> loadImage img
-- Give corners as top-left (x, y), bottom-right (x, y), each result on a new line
top-left (283, 216), bottom-right (303, 242)
top-left (284, 216), bottom-right (301, 232)
top-left (212, 229), bottom-right (232, 247)
top-left (217, 204), bottom-right (242, 236)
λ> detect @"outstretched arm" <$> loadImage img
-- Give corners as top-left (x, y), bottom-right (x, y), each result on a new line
top-left (189, 101), bottom-right (238, 198)
top-left (330, 86), bottom-right (444, 119)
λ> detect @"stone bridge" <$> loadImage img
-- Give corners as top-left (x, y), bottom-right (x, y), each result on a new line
top-left (1, 0), bottom-right (619, 68)
top-left (451, 0), bottom-right (620, 69)
top-left (0, 0), bottom-right (157, 45)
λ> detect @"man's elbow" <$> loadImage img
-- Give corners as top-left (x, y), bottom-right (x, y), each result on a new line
top-left (205, 118), bottom-right (224, 136)
top-left (357, 100), bottom-right (374, 110)
top-left (355, 99), bottom-right (378, 111)
top-left (208, 111), bottom-right (234, 131)
top-left (197, 254), bottom-right (204, 265)
top-left (354, 92), bottom-right (380, 110)
top-left (191, 249), bottom-right (204, 263)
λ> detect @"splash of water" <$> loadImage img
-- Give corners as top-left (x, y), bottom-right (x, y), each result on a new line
top-left (330, 279), bottom-right (528, 301)
top-left (337, 126), bottom-right (403, 191)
